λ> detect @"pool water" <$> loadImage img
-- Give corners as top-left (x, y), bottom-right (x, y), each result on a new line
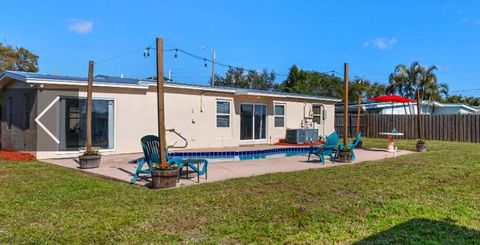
top-left (169, 147), bottom-right (311, 162)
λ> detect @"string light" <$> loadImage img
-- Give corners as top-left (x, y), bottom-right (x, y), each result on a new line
top-left (94, 40), bottom-right (376, 82)
top-left (143, 48), bottom-right (150, 58)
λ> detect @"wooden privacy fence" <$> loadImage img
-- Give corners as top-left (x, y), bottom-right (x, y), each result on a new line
top-left (335, 114), bottom-right (480, 143)
top-left (334, 114), bottom-right (367, 137)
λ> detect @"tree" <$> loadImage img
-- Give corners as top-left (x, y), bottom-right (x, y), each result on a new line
top-left (215, 67), bottom-right (275, 90)
top-left (388, 62), bottom-right (446, 140)
top-left (442, 95), bottom-right (480, 106)
top-left (388, 62), bottom-right (423, 100)
top-left (388, 62), bottom-right (423, 139)
top-left (275, 65), bottom-right (342, 97)
top-left (0, 43), bottom-right (39, 73)
top-left (347, 78), bottom-right (372, 102)
top-left (366, 82), bottom-right (388, 98)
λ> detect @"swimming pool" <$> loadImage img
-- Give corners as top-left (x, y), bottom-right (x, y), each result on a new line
top-left (168, 147), bottom-right (311, 162)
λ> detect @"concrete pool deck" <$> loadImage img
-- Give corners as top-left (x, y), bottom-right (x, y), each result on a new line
top-left (46, 148), bottom-right (414, 188)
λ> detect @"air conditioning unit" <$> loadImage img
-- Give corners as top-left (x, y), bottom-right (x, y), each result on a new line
top-left (285, 129), bottom-right (319, 144)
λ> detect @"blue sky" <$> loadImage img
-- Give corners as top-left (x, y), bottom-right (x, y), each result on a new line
top-left (2, 0), bottom-right (480, 95)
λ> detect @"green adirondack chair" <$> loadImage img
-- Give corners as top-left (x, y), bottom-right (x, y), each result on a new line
top-left (308, 132), bottom-right (339, 164)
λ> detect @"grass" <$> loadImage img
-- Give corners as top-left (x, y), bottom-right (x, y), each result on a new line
top-left (1, 139), bottom-right (480, 244)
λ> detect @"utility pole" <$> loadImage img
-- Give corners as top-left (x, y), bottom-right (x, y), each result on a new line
top-left (156, 37), bottom-right (167, 164)
top-left (86, 60), bottom-right (94, 152)
top-left (343, 63), bottom-right (349, 147)
top-left (211, 48), bottom-right (216, 86)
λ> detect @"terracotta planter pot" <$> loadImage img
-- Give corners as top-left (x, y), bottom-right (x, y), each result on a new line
top-left (151, 169), bottom-right (179, 189)
top-left (78, 155), bottom-right (101, 169)
top-left (337, 151), bottom-right (353, 163)
top-left (416, 143), bottom-right (427, 152)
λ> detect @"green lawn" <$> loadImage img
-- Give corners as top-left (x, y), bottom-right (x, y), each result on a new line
top-left (1, 139), bottom-right (480, 244)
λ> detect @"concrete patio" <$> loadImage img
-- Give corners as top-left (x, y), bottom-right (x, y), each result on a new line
top-left (45, 147), bottom-right (414, 188)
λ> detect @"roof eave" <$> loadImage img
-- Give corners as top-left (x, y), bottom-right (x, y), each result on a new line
top-left (236, 91), bottom-right (340, 102)
top-left (0, 71), bottom-right (27, 82)
top-left (26, 78), bottom-right (149, 89)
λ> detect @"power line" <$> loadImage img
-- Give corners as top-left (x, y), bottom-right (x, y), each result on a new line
top-left (145, 46), bottom-right (299, 77)
top-left (94, 42), bottom-right (155, 64)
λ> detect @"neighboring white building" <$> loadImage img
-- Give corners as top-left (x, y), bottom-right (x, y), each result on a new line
top-left (0, 71), bottom-right (340, 159)
top-left (336, 101), bottom-right (478, 115)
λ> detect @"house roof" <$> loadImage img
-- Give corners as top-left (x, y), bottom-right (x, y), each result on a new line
top-left (335, 100), bottom-right (478, 113)
top-left (0, 71), bottom-right (340, 102)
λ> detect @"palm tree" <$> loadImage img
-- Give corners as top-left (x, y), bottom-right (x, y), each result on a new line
top-left (388, 62), bottom-right (422, 115)
top-left (423, 82), bottom-right (449, 113)
top-left (388, 62), bottom-right (445, 140)
top-left (415, 64), bottom-right (444, 140)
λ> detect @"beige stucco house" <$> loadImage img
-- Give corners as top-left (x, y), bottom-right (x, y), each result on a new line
top-left (0, 71), bottom-right (340, 159)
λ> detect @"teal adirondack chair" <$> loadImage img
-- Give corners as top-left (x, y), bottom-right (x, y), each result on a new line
top-left (130, 135), bottom-right (181, 184)
top-left (131, 135), bottom-right (209, 184)
top-left (339, 132), bottom-right (362, 161)
top-left (308, 132), bottom-right (339, 164)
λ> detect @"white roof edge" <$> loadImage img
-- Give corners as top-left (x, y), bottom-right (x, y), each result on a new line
top-left (239, 91), bottom-right (340, 102)
top-left (421, 101), bottom-right (444, 107)
top-left (422, 101), bottom-right (476, 111)
top-left (442, 104), bottom-right (477, 111)
top-left (2, 72), bottom-right (339, 101)
top-left (162, 83), bottom-right (236, 93)
top-left (26, 78), bottom-right (149, 89)
top-left (0, 71), bottom-right (27, 82)
top-left (145, 82), bottom-right (339, 101)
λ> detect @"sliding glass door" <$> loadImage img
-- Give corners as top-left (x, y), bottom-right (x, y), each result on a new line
top-left (240, 104), bottom-right (266, 140)
top-left (59, 98), bottom-right (114, 151)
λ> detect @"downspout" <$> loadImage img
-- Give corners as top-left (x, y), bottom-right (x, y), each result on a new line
top-left (321, 104), bottom-right (326, 138)
top-left (200, 91), bottom-right (207, 113)
top-left (303, 102), bottom-right (307, 129)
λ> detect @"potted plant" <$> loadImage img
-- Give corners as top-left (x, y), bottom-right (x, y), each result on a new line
top-left (150, 163), bottom-right (179, 189)
top-left (78, 150), bottom-right (101, 169)
top-left (337, 146), bottom-right (353, 163)
top-left (416, 139), bottom-right (427, 152)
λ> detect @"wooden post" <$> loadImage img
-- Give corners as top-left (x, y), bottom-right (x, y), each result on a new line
top-left (86, 60), bottom-right (94, 152)
top-left (343, 63), bottom-right (349, 146)
top-left (356, 95), bottom-right (362, 135)
top-left (156, 37), bottom-right (168, 164)
top-left (416, 89), bottom-right (422, 140)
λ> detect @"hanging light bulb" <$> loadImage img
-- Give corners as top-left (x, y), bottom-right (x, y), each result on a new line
top-left (143, 47), bottom-right (151, 58)
top-left (174, 49), bottom-right (178, 58)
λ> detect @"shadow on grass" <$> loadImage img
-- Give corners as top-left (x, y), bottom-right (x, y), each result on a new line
top-left (354, 218), bottom-right (480, 244)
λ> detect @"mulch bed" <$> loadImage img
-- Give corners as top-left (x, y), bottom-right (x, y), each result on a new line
top-left (0, 149), bottom-right (36, 161)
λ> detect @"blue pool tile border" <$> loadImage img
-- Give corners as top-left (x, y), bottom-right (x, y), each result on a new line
top-left (168, 147), bottom-right (311, 159)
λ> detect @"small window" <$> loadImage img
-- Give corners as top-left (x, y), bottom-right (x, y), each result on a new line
top-left (274, 104), bottom-right (285, 127)
top-left (7, 97), bottom-right (13, 129)
top-left (216, 100), bottom-right (230, 128)
top-left (24, 94), bottom-right (32, 129)
top-left (312, 105), bottom-right (322, 124)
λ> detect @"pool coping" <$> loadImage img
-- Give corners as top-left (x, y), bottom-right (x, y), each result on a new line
top-left (168, 146), bottom-right (314, 158)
